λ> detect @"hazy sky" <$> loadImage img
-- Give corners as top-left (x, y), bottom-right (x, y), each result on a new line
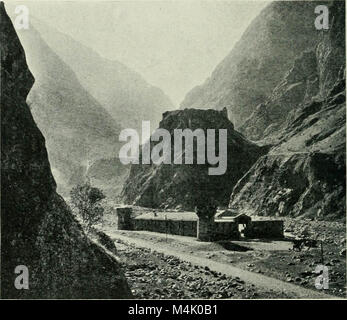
top-left (7, 0), bottom-right (269, 106)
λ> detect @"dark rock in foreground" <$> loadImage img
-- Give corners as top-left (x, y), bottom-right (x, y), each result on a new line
top-left (0, 2), bottom-right (131, 298)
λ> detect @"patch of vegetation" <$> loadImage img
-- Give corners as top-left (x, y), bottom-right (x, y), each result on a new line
top-left (70, 182), bottom-right (106, 233)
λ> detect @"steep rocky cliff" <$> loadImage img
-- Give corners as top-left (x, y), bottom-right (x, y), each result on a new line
top-left (240, 50), bottom-right (320, 141)
top-left (180, 1), bottom-right (319, 127)
top-left (1, 2), bottom-right (131, 298)
top-left (22, 16), bottom-right (173, 132)
top-left (12, 23), bottom-right (122, 195)
top-left (241, 2), bottom-right (346, 142)
top-left (229, 1), bottom-right (345, 220)
top-left (122, 109), bottom-right (266, 210)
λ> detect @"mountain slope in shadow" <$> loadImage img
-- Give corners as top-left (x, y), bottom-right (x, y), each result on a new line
top-left (1, 2), bottom-right (131, 298)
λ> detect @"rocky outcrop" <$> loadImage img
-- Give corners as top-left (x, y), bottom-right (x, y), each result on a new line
top-left (229, 1), bottom-right (345, 220)
top-left (229, 150), bottom-right (345, 220)
top-left (1, 2), bottom-right (131, 298)
top-left (122, 109), bottom-right (266, 210)
top-left (240, 50), bottom-right (319, 141)
top-left (180, 1), bottom-right (320, 127)
top-left (241, 1), bottom-right (346, 142)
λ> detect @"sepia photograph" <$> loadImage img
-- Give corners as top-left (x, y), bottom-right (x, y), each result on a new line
top-left (0, 0), bottom-right (346, 303)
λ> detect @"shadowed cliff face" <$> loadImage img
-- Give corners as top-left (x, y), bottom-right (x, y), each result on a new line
top-left (229, 1), bottom-right (345, 220)
top-left (121, 109), bottom-right (267, 210)
top-left (0, 2), bottom-right (131, 298)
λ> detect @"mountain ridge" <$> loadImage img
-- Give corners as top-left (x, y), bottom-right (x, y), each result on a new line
top-left (28, 16), bottom-right (174, 131)
top-left (121, 108), bottom-right (267, 210)
top-left (229, 0), bottom-right (345, 220)
top-left (14, 22), bottom-right (122, 194)
top-left (180, 1), bottom-right (320, 128)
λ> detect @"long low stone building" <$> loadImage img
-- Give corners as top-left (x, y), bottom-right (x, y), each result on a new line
top-left (116, 207), bottom-right (284, 241)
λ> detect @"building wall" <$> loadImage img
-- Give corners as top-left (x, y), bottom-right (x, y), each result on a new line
top-left (245, 220), bottom-right (284, 239)
top-left (133, 218), bottom-right (197, 237)
top-left (214, 221), bottom-right (240, 240)
top-left (116, 208), bottom-right (283, 240)
top-left (132, 218), bottom-right (240, 241)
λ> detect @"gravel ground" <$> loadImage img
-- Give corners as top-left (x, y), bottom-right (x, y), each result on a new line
top-left (115, 239), bottom-right (293, 299)
top-left (101, 212), bottom-right (346, 298)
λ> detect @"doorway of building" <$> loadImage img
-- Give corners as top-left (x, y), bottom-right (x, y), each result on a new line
top-left (238, 224), bottom-right (246, 238)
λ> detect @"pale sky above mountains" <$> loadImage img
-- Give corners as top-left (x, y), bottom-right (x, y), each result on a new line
top-left (7, 0), bottom-right (269, 106)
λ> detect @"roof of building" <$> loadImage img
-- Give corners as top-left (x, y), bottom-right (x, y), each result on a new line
top-left (234, 213), bottom-right (252, 219)
top-left (215, 209), bottom-right (239, 219)
top-left (133, 210), bottom-right (282, 222)
top-left (134, 211), bottom-right (198, 221)
top-left (214, 213), bottom-right (252, 222)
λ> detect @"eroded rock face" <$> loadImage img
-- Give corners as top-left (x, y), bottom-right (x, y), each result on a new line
top-left (180, 1), bottom-right (319, 127)
top-left (241, 2), bottom-right (346, 143)
top-left (229, 151), bottom-right (345, 220)
top-left (240, 50), bottom-right (319, 141)
top-left (121, 108), bottom-right (266, 210)
top-left (0, 2), bottom-right (131, 298)
top-left (229, 1), bottom-right (345, 220)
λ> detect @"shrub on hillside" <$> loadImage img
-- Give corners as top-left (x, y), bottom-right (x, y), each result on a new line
top-left (70, 182), bottom-right (106, 233)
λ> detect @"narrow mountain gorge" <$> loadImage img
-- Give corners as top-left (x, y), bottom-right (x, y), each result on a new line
top-left (229, 1), bottom-right (345, 220)
top-left (180, 1), bottom-right (320, 127)
top-left (121, 109), bottom-right (267, 210)
top-left (124, 1), bottom-right (345, 221)
top-left (1, 2), bottom-right (131, 298)
top-left (1, 0), bottom-right (345, 301)
top-left (14, 23), bottom-right (122, 195)
top-left (12, 17), bottom-right (173, 197)
top-left (26, 17), bottom-right (174, 132)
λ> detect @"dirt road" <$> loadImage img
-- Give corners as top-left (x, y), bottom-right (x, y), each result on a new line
top-left (106, 230), bottom-right (336, 299)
